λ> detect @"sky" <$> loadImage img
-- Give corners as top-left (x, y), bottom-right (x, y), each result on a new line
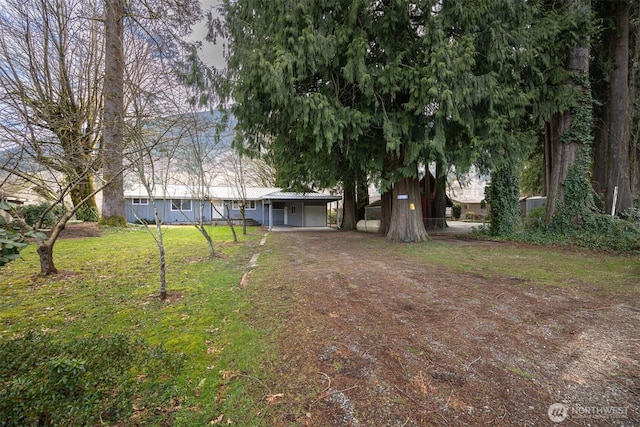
top-left (192, 1), bottom-right (227, 69)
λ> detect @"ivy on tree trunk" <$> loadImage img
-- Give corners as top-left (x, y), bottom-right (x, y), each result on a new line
top-left (486, 164), bottom-right (521, 236)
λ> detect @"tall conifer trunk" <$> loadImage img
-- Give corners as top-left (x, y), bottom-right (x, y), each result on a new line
top-left (387, 174), bottom-right (429, 242)
top-left (546, 111), bottom-right (578, 222)
top-left (545, 0), bottom-right (591, 222)
top-left (386, 149), bottom-right (428, 242)
top-left (341, 173), bottom-right (357, 230)
top-left (355, 169), bottom-right (369, 221)
top-left (631, 4), bottom-right (640, 195)
top-left (433, 160), bottom-right (448, 230)
top-left (101, 0), bottom-right (126, 225)
top-left (379, 189), bottom-right (393, 235)
top-left (604, 1), bottom-right (632, 214)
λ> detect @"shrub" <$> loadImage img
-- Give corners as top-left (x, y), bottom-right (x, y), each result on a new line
top-left (76, 205), bottom-right (99, 222)
top-left (571, 214), bottom-right (640, 252)
top-left (15, 202), bottom-right (64, 228)
top-left (452, 204), bottom-right (462, 220)
top-left (619, 194), bottom-right (640, 223)
top-left (0, 332), bottom-right (183, 426)
top-left (524, 205), bottom-right (547, 231)
top-left (1, 201), bottom-right (29, 267)
top-left (464, 211), bottom-right (479, 220)
top-left (518, 212), bottom-right (640, 253)
top-left (0, 200), bottom-right (42, 267)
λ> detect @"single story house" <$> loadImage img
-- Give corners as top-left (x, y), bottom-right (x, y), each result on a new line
top-left (124, 184), bottom-right (341, 229)
top-left (448, 176), bottom-right (489, 219)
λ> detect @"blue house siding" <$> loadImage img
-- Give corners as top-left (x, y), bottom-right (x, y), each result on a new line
top-left (285, 202), bottom-right (304, 226)
top-left (271, 207), bottom-right (285, 226)
top-left (124, 185), bottom-right (340, 226)
top-left (125, 198), bottom-right (268, 225)
top-left (226, 201), bottom-right (264, 223)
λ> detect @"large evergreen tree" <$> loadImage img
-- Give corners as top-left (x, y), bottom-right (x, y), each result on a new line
top-left (217, 0), bottom-right (589, 240)
top-left (592, 0), bottom-right (633, 214)
top-left (544, 0), bottom-right (595, 223)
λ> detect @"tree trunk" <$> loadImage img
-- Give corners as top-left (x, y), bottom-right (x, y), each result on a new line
top-left (241, 206), bottom-right (247, 235)
top-left (432, 160), bottom-right (448, 230)
top-left (592, 107), bottom-right (609, 209)
top-left (224, 204), bottom-right (238, 242)
top-left (545, 10), bottom-right (591, 222)
top-left (604, 1), bottom-right (632, 214)
top-left (155, 219), bottom-right (167, 300)
top-left (379, 189), bottom-right (392, 235)
top-left (542, 122), bottom-right (551, 197)
top-left (197, 201), bottom-right (215, 257)
top-left (387, 174), bottom-right (429, 242)
top-left (423, 172), bottom-right (432, 229)
top-left (101, 0), bottom-right (126, 225)
top-left (379, 156), bottom-right (393, 235)
top-left (355, 169), bottom-right (369, 221)
top-left (70, 175), bottom-right (98, 212)
top-left (35, 209), bottom-right (77, 275)
top-left (341, 174), bottom-right (357, 230)
top-left (37, 243), bottom-right (57, 275)
top-left (630, 4), bottom-right (640, 195)
top-left (545, 112), bottom-right (578, 222)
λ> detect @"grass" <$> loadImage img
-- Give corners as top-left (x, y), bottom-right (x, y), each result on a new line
top-left (399, 240), bottom-right (640, 293)
top-left (506, 366), bottom-right (533, 380)
top-left (2, 226), bottom-right (639, 425)
top-left (0, 225), bottom-right (275, 425)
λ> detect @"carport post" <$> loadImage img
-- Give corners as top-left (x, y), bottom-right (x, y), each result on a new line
top-left (268, 201), bottom-right (273, 231)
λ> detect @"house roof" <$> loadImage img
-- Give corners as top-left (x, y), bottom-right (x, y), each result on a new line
top-left (210, 187), bottom-right (279, 200)
top-left (448, 176), bottom-right (488, 204)
top-left (262, 191), bottom-right (341, 202)
top-left (124, 184), bottom-right (340, 202)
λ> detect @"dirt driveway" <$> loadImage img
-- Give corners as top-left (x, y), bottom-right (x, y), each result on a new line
top-left (253, 229), bottom-right (639, 426)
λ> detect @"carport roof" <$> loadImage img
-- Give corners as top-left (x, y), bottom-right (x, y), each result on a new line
top-left (262, 191), bottom-right (341, 201)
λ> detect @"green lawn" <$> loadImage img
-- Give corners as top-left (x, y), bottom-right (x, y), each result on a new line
top-left (402, 240), bottom-right (640, 293)
top-left (0, 225), bottom-right (274, 426)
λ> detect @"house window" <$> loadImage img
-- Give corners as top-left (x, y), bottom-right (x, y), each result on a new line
top-left (132, 198), bottom-right (148, 205)
top-left (232, 200), bottom-right (256, 210)
top-left (272, 202), bottom-right (285, 210)
top-left (171, 199), bottom-right (191, 211)
top-left (290, 205), bottom-right (297, 215)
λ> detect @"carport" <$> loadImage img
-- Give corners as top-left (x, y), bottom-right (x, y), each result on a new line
top-left (261, 191), bottom-right (341, 230)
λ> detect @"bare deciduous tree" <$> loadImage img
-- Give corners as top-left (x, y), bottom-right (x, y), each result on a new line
top-left (0, 0), bottom-right (104, 213)
top-left (0, 0), bottom-right (119, 274)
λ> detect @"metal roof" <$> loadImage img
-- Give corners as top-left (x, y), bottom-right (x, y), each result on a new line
top-left (124, 184), bottom-right (340, 202)
top-left (262, 191), bottom-right (341, 201)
